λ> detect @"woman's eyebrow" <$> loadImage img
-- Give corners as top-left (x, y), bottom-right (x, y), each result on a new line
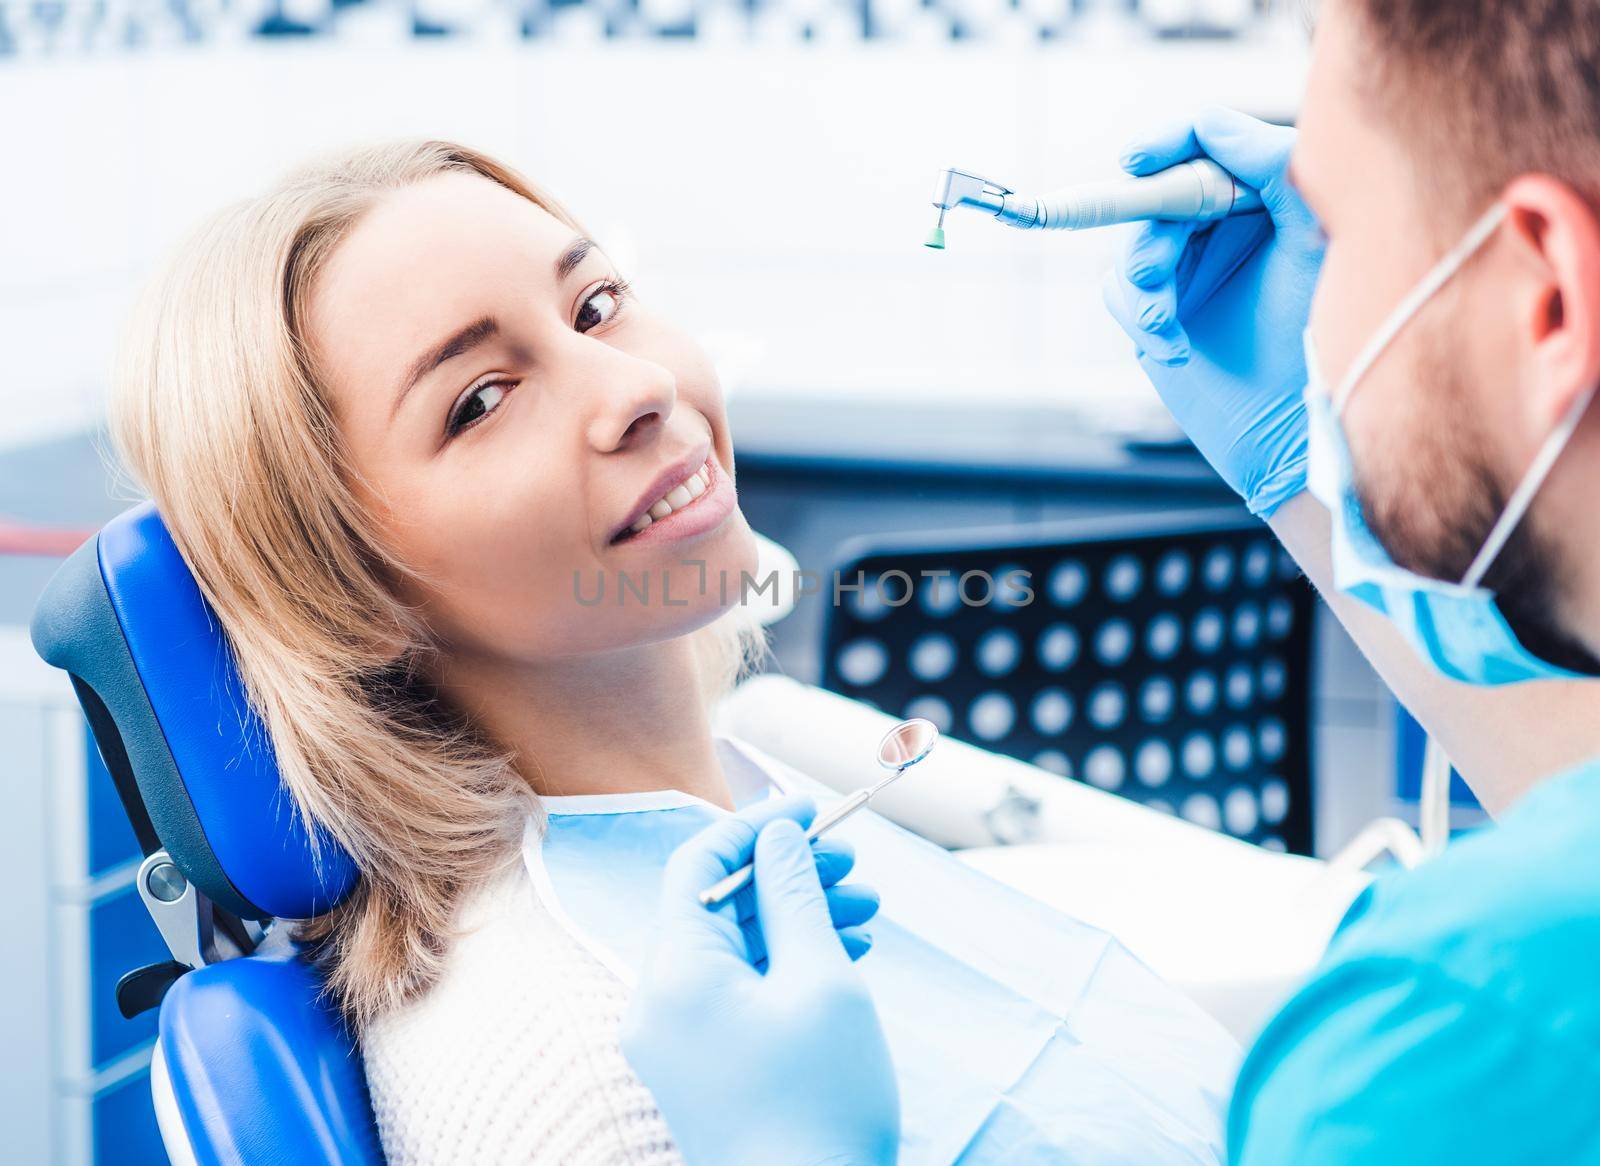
top-left (388, 238), bottom-right (595, 420)
top-left (556, 236), bottom-right (595, 280)
top-left (392, 315), bottom-right (499, 420)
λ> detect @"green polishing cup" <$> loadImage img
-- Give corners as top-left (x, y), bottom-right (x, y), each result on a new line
top-left (923, 226), bottom-right (946, 250)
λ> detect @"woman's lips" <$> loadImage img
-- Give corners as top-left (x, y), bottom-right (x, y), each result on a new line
top-left (611, 457), bottom-right (736, 549)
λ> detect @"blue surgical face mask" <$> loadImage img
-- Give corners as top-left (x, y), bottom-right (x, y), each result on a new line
top-left (1304, 201), bottom-right (1596, 686)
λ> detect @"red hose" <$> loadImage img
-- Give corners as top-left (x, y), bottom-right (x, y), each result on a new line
top-left (0, 518), bottom-right (94, 558)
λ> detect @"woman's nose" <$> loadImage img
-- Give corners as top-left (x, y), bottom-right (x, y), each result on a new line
top-left (580, 345), bottom-right (678, 453)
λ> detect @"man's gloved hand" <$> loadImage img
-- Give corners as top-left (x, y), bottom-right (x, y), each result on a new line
top-left (620, 795), bottom-right (900, 1166)
top-left (1101, 106), bottom-right (1326, 518)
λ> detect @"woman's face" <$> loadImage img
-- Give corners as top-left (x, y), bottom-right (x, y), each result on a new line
top-left (306, 171), bottom-right (758, 661)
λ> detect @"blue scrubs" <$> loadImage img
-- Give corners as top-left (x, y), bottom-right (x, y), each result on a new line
top-left (1229, 754), bottom-right (1600, 1162)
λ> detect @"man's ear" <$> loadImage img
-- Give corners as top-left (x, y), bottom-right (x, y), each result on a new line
top-left (1501, 174), bottom-right (1600, 432)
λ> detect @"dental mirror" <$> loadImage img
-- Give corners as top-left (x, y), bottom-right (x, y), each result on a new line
top-left (877, 717), bottom-right (939, 772)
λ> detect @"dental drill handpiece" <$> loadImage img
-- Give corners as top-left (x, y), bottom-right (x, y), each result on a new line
top-left (924, 158), bottom-right (1263, 248)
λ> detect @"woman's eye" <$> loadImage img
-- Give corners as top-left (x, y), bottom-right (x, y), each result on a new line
top-left (447, 380), bottom-right (510, 437)
top-left (575, 283), bottom-right (625, 334)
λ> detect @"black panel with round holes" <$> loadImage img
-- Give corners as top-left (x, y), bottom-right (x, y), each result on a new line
top-left (820, 511), bottom-right (1316, 855)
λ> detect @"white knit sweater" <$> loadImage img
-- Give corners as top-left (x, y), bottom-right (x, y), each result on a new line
top-left (361, 861), bottom-right (683, 1166)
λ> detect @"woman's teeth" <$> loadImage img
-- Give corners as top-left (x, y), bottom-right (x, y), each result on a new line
top-left (628, 462), bottom-right (711, 534)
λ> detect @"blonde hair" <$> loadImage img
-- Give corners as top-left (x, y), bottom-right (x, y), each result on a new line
top-left (108, 140), bottom-right (760, 1030)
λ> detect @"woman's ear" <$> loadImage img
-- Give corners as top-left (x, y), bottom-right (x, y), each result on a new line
top-left (1502, 175), bottom-right (1600, 432)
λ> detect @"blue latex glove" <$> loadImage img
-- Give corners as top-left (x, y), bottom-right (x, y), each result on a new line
top-left (730, 824), bottom-right (880, 968)
top-left (620, 795), bottom-right (900, 1166)
top-left (1101, 106), bottom-right (1326, 518)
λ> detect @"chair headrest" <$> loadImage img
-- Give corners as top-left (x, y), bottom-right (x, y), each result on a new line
top-left (31, 501), bottom-right (357, 920)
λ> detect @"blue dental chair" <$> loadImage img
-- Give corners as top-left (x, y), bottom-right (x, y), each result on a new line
top-left (30, 501), bottom-right (385, 1166)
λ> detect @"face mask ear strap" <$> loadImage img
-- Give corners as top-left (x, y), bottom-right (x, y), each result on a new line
top-left (1461, 383), bottom-right (1596, 589)
top-left (1302, 331), bottom-right (1325, 397)
top-left (1331, 203), bottom-right (1511, 415)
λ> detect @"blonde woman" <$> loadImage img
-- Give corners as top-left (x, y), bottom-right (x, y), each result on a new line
top-left (110, 140), bottom-right (1235, 1165)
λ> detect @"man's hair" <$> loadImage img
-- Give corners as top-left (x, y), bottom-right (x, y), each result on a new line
top-left (1350, 0), bottom-right (1600, 219)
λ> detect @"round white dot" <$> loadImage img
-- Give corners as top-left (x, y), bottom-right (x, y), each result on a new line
top-left (1048, 560), bottom-right (1089, 607)
top-left (994, 563), bottom-right (1031, 609)
top-left (904, 695), bottom-right (953, 734)
top-left (1104, 555), bottom-right (1143, 602)
top-left (968, 692), bottom-right (1016, 741)
top-left (1134, 739), bottom-right (1173, 787)
top-left (976, 628), bottom-right (1022, 677)
top-left (1192, 608), bottom-right (1225, 653)
top-left (836, 639), bottom-right (889, 687)
top-left (850, 580), bottom-right (891, 621)
top-left (1181, 732), bottom-right (1216, 779)
top-left (1261, 835), bottom-right (1288, 852)
top-left (1232, 602), bottom-right (1262, 648)
top-left (1203, 546), bottom-right (1235, 592)
top-left (1037, 624), bottom-right (1080, 672)
top-left (1085, 746), bottom-right (1126, 791)
top-left (1258, 717), bottom-right (1287, 763)
top-left (1146, 798), bottom-right (1176, 816)
top-left (1266, 597), bottom-right (1295, 640)
top-left (919, 572), bottom-right (961, 617)
top-left (1146, 613), bottom-right (1182, 660)
top-left (1222, 725), bottom-right (1254, 770)
top-left (909, 633), bottom-right (957, 683)
top-left (1095, 619), bottom-right (1134, 666)
top-left (1032, 750), bottom-right (1072, 778)
top-left (883, 572), bottom-right (916, 607)
top-left (1223, 787), bottom-right (1260, 835)
top-left (1242, 541), bottom-right (1274, 587)
top-left (1181, 793), bottom-right (1222, 830)
top-left (1225, 664), bottom-right (1255, 709)
top-left (1260, 778), bottom-right (1290, 824)
top-left (1259, 658), bottom-right (1288, 700)
top-left (1140, 677), bottom-right (1176, 723)
top-left (1185, 670), bottom-right (1218, 715)
top-left (1088, 683), bottom-right (1127, 730)
top-left (1030, 688), bottom-right (1074, 736)
top-left (1155, 550), bottom-right (1191, 597)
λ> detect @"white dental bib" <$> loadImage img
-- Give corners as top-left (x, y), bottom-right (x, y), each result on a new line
top-left (523, 738), bottom-right (1237, 1165)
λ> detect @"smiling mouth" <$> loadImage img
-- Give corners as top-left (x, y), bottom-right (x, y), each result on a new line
top-left (611, 459), bottom-right (714, 545)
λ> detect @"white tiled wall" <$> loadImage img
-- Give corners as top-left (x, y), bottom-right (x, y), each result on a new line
top-left (0, 27), bottom-right (1309, 452)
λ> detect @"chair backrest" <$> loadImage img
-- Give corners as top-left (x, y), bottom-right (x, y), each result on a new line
top-left (31, 501), bottom-right (383, 1164)
top-left (819, 509), bottom-right (1317, 854)
top-left (31, 500), bottom-right (357, 924)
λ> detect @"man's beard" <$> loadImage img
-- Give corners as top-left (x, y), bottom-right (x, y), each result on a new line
top-left (1356, 331), bottom-right (1600, 677)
